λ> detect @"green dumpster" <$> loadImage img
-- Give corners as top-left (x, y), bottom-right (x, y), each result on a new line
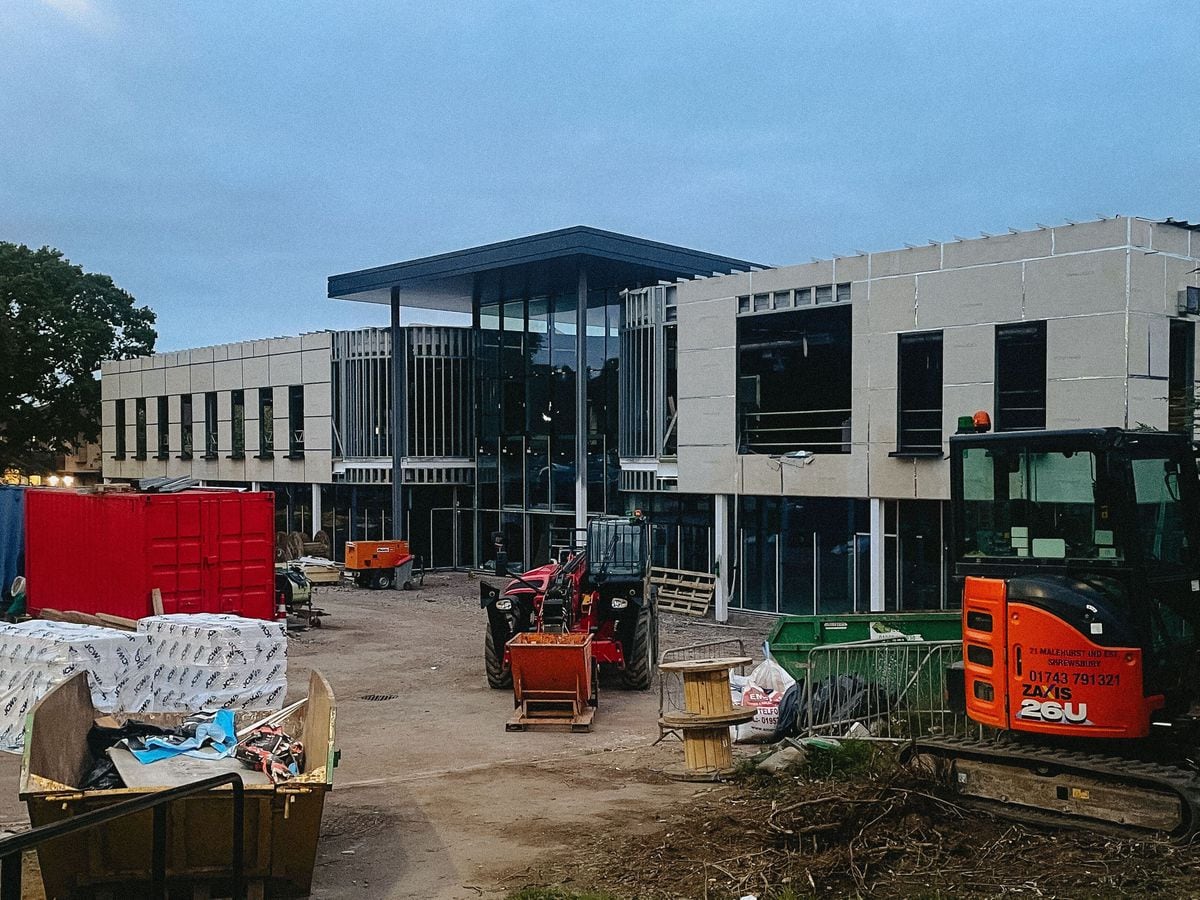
top-left (767, 611), bottom-right (962, 683)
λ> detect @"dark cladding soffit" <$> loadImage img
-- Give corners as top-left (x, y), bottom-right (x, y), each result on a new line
top-left (327, 225), bottom-right (762, 300)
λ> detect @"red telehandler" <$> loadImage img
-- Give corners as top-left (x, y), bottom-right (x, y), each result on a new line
top-left (480, 514), bottom-right (658, 702)
top-left (909, 423), bottom-right (1200, 838)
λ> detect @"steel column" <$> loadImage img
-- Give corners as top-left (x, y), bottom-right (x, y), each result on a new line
top-left (575, 264), bottom-right (588, 530)
top-left (869, 497), bottom-right (885, 612)
top-left (390, 287), bottom-right (406, 538)
top-left (714, 494), bottom-right (730, 623)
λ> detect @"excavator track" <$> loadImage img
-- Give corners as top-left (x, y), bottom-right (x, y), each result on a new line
top-left (903, 734), bottom-right (1200, 841)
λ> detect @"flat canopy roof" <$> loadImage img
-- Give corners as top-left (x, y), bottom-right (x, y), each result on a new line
top-left (327, 226), bottom-right (761, 311)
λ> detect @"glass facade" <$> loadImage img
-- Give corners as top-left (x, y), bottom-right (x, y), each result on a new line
top-left (474, 283), bottom-right (622, 568)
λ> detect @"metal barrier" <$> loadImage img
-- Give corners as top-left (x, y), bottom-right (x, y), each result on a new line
top-left (656, 637), bottom-right (747, 743)
top-left (796, 639), bottom-right (970, 742)
top-left (0, 772), bottom-right (246, 900)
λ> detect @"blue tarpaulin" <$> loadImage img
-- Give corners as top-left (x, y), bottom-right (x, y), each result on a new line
top-left (0, 487), bottom-right (24, 597)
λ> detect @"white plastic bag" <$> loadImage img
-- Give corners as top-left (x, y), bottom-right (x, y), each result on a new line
top-left (733, 645), bottom-right (796, 743)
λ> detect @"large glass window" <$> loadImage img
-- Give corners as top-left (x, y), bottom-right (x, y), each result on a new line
top-left (737, 306), bottom-right (852, 454)
top-left (230, 389), bottom-right (245, 458)
top-left (960, 446), bottom-right (1113, 562)
top-left (1168, 320), bottom-right (1195, 438)
top-left (134, 397), bottom-right (147, 459)
top-left (204, 392), bottom-right (218, 458)
top-left (113, 400), bottom-right (126, 459)
top-left (897, 331), bottom-right (943, 454)
top-left (288, 385), bottom-right (305, 457)
top-left (258, 388), bottom-right (274, 456)
top-left (179, 394), bottom-right (193, 459)
top-left (156, 396), bottom-right (169, 459)
top-left (995, 321), bottom-right (1047, 431)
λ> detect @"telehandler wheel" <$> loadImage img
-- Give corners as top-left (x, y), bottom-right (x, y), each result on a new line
top-left (485, 626), bottom-right (512, 689)
top-left (620, 599), bottom-right (656, 691)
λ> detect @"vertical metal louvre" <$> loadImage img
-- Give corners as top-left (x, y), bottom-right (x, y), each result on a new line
top-left (406, 326), bottom-right (473, 459)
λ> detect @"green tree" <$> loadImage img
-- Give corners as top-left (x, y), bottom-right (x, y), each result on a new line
top-left (0, 243), bottom-right (156, 471)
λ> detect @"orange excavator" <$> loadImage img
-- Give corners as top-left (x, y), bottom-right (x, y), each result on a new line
top-left (910, 421), bottom-right (1200, 838)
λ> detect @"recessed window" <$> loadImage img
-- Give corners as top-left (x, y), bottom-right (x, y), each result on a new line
top-left (737, 306), bottom-right (852, 454)
top-left (737, 295), bottom-right (751, 313)
top-left (753, 293), bottom-right (770, 312)
top-left (773, 291), bottom-right (792, 309)
top-left (795, 287), bottom-right (812, 306)
top-left (896, 331), bottom-right (943, 455)
top-left (180, 395), bottom-right (193, 459)
top-left (836, 283), bottom-right (852, 303)
top-left (288, 385), bottom-right (305, 458)
top-left (156, 396), bottom-right (169, 459)
top-left (134, 398), bottom-right (147, 460)
top-left (113, 400), bottom-right (126, 459)
top-left (1169, 320), bottom-right (1195, 436)
top-left (258, 388), bottom-right (274, 457)
top-left (204, 392), bottom-right (218, 458)
top-left (230, 390), bottom-right (245, 459)
top-left (995, 321), bottom-right (1047, 431)
top-left (815, 285), bottom-right (833, 304)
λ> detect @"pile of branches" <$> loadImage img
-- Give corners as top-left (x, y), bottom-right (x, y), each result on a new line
top-left (511, 761), bottom-right (1200, 899)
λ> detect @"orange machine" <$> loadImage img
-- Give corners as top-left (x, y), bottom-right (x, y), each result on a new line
top-left (505, 632), bottom-right (597, 732)
top-left (344, 540), bottom-right (415, 590)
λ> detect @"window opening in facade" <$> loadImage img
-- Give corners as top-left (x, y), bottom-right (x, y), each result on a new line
top-left (288, 385), bottom-right (305, 457)
top-left (1168, 319), bottom-right (1196, 438)
top-left (203, 392), bottom-right (218, 458)
top-left (619, 285), bottom-right (676, 462)
top-left (155, 396), bottom-right (169, 459)
top-left (230, 390), bottom-right (245, 458)
top-left (995, 321), bottom-right (1046, 431)
top-left (331, 328), bottom-right (391, 459)
top-left (737, 305), bottom-right (852, 454)
top-left (896, 330), bottom-right (944, 454)
top-left (406, 326), bottom-right (472, 459)
top-left (113, 400), bottom-right (126, 459)
top-left (180, 394), bottom-right (193, 459)
top-left (134, 398), bottom-right (147, 460)
top-left (258, 388), bottom-right (273, 457)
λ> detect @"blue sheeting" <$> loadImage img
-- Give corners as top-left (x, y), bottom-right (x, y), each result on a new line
top-left (0, 487), bottom-right (23, 598)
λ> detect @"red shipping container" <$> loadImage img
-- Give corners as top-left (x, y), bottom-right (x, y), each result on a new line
top-left (24, 489), bottom-right (276, 620)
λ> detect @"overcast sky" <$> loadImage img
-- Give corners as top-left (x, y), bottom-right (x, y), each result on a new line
top-left (2, 2), bottom-right (1196, 351)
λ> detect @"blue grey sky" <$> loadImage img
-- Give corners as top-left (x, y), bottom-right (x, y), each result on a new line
top-left (2, 2), bottom-right (1196, 351)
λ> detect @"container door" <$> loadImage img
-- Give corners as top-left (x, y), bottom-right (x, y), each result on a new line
top-left (147, 495), bottom-right (204, 614)
top-left (200, 493), bottom-right (274, 618)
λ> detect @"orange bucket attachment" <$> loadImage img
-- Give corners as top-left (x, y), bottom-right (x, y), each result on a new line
top-left (506, 632), bottom-right (596, 731)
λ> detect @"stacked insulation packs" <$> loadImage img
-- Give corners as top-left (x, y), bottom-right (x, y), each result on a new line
top-left (137, 614), bottom-right (287, 713)
top-left (0, 621), bottom-right (154, 752)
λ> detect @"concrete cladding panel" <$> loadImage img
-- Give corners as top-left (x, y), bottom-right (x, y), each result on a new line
top-left (1046, 314), bottom-right (1127, 379)
top-left (1150, 222), bottom-right (1191, 257)
top-left (1046, 377), bottom-right (1126, 429)
top-left (164, 365), bottom-right (190, 395)
top-left (865, 334), bottom-right (898, 391)
top-left (866, 276), bottom-right (917, 333)
top-left (942, 324), bottom-right (994, 386)
top-left (1127, 377), bottom-right (1169, 431)
top-left (677, 446), bottom-right (738, 494)
top-left (1127, 314), bottom-right (1170, 378)
top-left (916, 263), bottom-right (1023, 329)
top-left (869, 244), bottom-right (940, 279)
top-left (678, 297), bottom-right (736, 351)
top-left (677, 348), bottom-right (736, 399)
top-left (779, 449), bottom-right (867, 498)
top-left (678, 396), bottom-right (736, 447)
top-left (269, 352), bottom-right (302, 385)
top-left (867, 444), bottom-right (916, 498)
top-left (941, 229), bottom-right (1052, 269)
top-left (1051, 218), bottom-right (1129, 255)
top-left (1024, 248), bottom-right (1127, 319)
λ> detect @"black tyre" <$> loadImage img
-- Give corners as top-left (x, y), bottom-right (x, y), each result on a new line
top-left (374, 569), bottom-right (394, 590)
top-left (485, 626), bottom-right (512, 689)
top-left (620, 599), bottom-right (656, 690)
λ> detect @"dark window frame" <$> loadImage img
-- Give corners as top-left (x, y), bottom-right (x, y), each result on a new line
top-left (203, 392), bottom-right (219, 459)
top-left (894, 330), bottom-right (944, 457)
top-left (287, 385), bottom-right (305, 459)
top-left (229, 389), bottom-right (246, 459)
top-left (112, 400), bottom-right (126, 459)
top-left (995, 321), bottom-right (1047, 432)
top-left (133, 397), bottom-right (148, 460)
top-left (179, 394), bottom-right (193, 459)
top-left (155, 396), bottom-right (169, 459)
top-left (257, 387), bottom-right (275, 458)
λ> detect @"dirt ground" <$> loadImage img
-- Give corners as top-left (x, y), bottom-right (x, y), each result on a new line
top-left (4, 574), bottom-right (1200, 898)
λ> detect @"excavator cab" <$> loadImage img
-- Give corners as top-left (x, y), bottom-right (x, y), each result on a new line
top-left (950, 427), bottom-right (1200, 738)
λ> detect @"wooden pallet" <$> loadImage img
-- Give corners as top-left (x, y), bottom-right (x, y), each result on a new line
top-left (650, 567), bottom-right (717, 617)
